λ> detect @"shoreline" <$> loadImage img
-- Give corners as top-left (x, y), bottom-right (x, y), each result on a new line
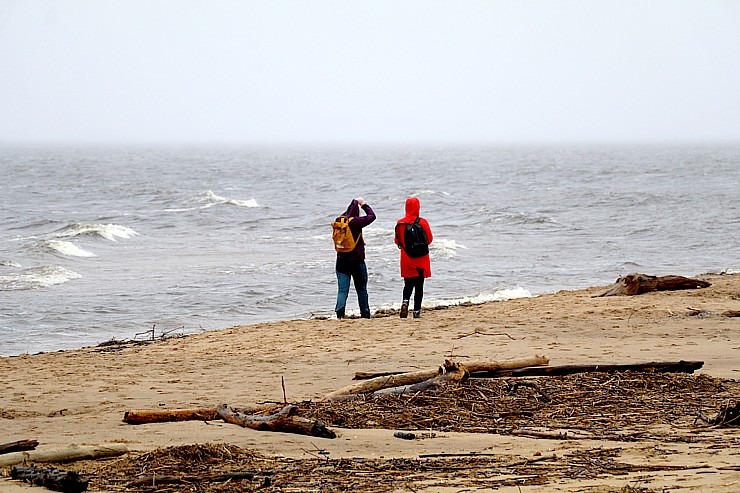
top-left (5, 269), bottom-right (737, 359)
top-left (2, 272), bottom-right (739, 491)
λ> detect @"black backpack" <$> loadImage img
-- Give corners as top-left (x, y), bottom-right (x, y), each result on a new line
top-left (400, 218), bottom-right (429, 258)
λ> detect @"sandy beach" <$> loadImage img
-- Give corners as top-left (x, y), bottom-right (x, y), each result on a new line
top-left (1, 272), bottom-right (738, 492)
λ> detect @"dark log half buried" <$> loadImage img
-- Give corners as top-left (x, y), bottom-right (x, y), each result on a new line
top-left (0, 440), bottom-right (39, 455)
top-left (470, 360), bottom-right (704, 378)
top-left (11, 466), bottom-right (88, 493)
top-left (595, 273), bottom-right (711, 297)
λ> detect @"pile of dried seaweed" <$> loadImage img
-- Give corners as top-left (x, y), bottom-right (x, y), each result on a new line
top-left (31, 373), bottom-right (740, 492)
top-left (71, 443), bottom-right (681, 493)
top-left (301, 372), bottom-right (739, 443)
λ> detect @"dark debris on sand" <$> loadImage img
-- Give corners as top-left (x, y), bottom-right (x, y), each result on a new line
top-left (17, 373), bottom-right (740, 492)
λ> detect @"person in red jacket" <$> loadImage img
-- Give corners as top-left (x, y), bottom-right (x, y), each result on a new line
top-left (394, 197), bottom-right (433, 318)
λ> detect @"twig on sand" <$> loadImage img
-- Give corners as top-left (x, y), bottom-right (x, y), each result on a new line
top-left (454, 329), bottom-right (515, 340)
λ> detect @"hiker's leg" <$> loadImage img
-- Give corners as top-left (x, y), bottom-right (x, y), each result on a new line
top-left (402, 278), bottom-right (414, 301)
top-left (413, 276), bottom-right (424, 312)
top-left (353, 261), bottom-right (370, 318)
top-left (400, 277), bottom-right (414, 318)
top-left (335, 270), bottom-right (351, 317)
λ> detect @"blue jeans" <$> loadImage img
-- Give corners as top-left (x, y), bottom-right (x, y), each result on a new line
top-left (335, 261), bottom-right (370, 318)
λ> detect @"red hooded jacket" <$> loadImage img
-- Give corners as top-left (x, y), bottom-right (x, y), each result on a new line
top-left (394, 197), bottom-right (433, 278)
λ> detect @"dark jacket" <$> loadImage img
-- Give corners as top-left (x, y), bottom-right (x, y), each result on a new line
top-left (336, 199), bottom-right (376, 265)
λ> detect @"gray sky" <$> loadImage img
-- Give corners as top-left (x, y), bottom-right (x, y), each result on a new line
top-left (1, 1), bottom-right (739, 145)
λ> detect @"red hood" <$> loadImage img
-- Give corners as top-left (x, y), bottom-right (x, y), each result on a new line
top-left (404, 197), bottom-right (420, 220)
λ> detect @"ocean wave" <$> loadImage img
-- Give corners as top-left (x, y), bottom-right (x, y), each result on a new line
top-left (427, 287), bottom-right (532, 307)
top-left (370, 287), bottom-right (532, 316)
top-left (494, 211), bottom-right (562, 226)
top-left (0, 265), bottom-right (81, 291)
top-left (430, 238), bottom-right (466, 259)
top-left (54, 223), bottom-right (139, 241)
top-left (168, 190), bottom-right (260, 211)
top-left (411, 190), bottom-right (451, 198)
top-left (0, 260), bottom-right (23, 268)
top-left (40, 240), bottom-right (97, 257)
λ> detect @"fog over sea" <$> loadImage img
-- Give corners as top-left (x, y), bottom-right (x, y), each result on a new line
top-left (1, 144), bottom-right (738, 356)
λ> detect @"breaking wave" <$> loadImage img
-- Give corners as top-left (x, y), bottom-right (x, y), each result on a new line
top-left (40, 240), bottom-right (97, 257)
top-left (54, 223), bottom-right (139, 242)
top-left (167, 190), bottom-right (260, 211)
top-left (0, 265), bottom-right (81, 291)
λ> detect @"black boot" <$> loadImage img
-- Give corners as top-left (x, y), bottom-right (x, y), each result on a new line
top-left (336, 308), bottom-right (345, 319)
top-left (360, 310), bottom-right (371, 319)
top-left (400, 300), bottom-right (409, 318)
top-left (413, 310), bottom-right (421, 318)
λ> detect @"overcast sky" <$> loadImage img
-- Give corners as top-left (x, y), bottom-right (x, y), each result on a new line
top-left (1, 1), bottom-right (739, 145)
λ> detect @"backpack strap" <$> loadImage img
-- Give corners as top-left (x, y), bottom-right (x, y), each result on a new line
top-left (340, 216), bottom-right (362, 242)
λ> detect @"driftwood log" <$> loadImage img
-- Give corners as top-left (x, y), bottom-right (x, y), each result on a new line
top-left (471, 360), bottom-right (704, 378)
top-left (378, 361), bottom-right (471, 395)
top-left (324, 356), bottom-right (549, 400)
top-left (10, 466), bottom-right (88, 493)
top-left (123, 403), bottom-right (281, 425)
top-left (0, 440), bottom-right (39, 455)
top-left (217, 404), bottom-right (336, 438)
top-left (123, 408), bottom-right (219, 424)
top-left (0, 444), bottom-right (128, 468)
top-left (595, 273), bottom-right (711, 297)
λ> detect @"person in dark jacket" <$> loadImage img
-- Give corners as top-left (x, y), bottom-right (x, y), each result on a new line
top-left (335, 197), bottom-right (376, 319)
top-left (394, 197), bottom-right (433, 318)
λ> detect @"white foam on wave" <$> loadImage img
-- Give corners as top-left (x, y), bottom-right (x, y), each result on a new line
top-left (42, 240), bottom-right (97, 257)
top-left (374, 286), bottom-right (532, 314)
top-left (55, 223), bottom-right (139, 241)
top-left (412, 190), bottom-right (451, 198)
top-left (179, 190), bottom-right (260, 210)
top-left (0, 265), bottom-right (81, 291)
top-left (428, 287), bottom-right (532, 307)
top-left (430, 238), bottom-right (466, 259)
top-left (0, 260), bottom-right (23, 268)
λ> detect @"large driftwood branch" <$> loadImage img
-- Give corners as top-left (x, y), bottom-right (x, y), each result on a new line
top-left (323, 356), bottom-right (549, 400)
top-left (0, 444), bottom-right (128, 467)
top-left (123, 403), bottom-right (281, 425)
top-left (10, 466), bottom-right (88, 493)
top-left (0, 440), bottom-right (39, 455)
top-left (123, 408), bottom-right (219, 424)
top-left (470, 360), bottom-right (704, 378)
top-left (217, 404), bottom-right (336, 439)
top-left (595, 273), bottom-right (711, 297)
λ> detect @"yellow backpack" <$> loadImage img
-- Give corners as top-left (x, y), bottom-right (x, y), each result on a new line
top-left (332, 216), bottom-right (360, 252)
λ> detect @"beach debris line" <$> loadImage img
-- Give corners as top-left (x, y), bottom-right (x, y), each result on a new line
top-left (0, 439), bottom-right (38, 455)
top-left (0, 444), bottom-right (129, 468)
top-left (127, 470), bottom-right (270, 488)
top-left (217, 403), bottom-right (337, 438)
top-left (10, 465), bottom-right (88, 493)
top-left (595, 272), bottom-right (711, 297)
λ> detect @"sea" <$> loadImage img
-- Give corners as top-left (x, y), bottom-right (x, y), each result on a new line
top-left (1, 144), bottom-right (738, 356)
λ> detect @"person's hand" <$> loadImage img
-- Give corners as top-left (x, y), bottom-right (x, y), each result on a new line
top-left (356, 197), bottom-right (366, 206)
